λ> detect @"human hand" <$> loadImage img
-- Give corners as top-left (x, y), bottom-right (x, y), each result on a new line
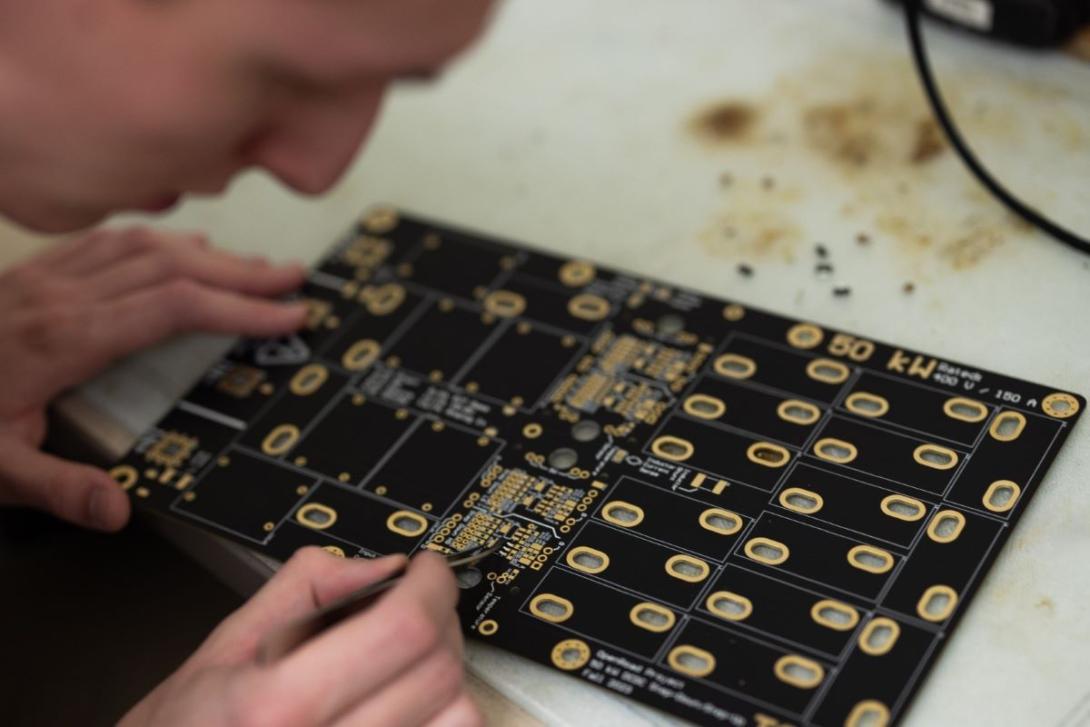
top-left (121, 548), bottom-right (481, 727)
top-left (0, 226), bottom-right (307, 530)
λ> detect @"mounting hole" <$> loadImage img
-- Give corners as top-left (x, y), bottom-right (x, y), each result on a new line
top-left (456, 567), bottom-right (483, 590)
top-left (571, 420), bottom-right (601, 442)
top-left (548, 447), bottom-right (578, 470)
top-left (656, 314), bottom-right (685, 337)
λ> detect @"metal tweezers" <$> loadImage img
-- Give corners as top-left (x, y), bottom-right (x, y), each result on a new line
top-left (258, 543), bottom-right (500, 664)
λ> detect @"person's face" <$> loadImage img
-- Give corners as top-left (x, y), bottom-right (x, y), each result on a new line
top-left (0, 0), bottom-right (493, 233)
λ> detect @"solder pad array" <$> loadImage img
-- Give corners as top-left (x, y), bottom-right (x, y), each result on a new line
top-left (113, 207), bottom-right (1084, 726)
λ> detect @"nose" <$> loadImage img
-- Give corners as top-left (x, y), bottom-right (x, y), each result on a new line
top-left (248, 83), bottom-right (387, 195)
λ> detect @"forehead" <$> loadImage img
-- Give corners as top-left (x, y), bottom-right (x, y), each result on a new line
top-left (254, 0), bottom-right (493, 83)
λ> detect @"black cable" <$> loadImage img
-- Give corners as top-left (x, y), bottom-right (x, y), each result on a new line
top-left (904, 0), bottom-right (1090, 255)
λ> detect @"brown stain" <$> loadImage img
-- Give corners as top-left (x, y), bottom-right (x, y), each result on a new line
top-left (687, 51), bottom-right (1090, 272)
top-left (1034, 596), bottom-right (1055, 613)
top-left (910, 118), bottom-right (945, 164)
top-left (690, 101), bottom-right (758, 143)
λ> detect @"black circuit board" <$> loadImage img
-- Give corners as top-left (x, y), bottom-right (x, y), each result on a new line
top-left (113, 207), bottom-right (1084, 727)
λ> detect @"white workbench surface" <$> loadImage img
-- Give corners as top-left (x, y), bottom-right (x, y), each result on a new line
top-left (72, 1), bottom-right (1090, 724)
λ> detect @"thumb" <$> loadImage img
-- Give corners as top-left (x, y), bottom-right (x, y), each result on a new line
top-left (0, 436), bottom-right (130, 531)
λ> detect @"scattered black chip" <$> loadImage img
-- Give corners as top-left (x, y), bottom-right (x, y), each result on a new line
top-left (815, 244), bottom-right (829, 258)
top-left (737, 263), bottom-right (754, 277)
top-left (833, 285), bottom-right (852, 297)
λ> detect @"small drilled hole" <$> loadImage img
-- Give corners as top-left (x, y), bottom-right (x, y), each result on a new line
top-left (751, 445), bottom-right (787, 465)
top-left (570, 549), bottom-right (606, 571)
top-left (548, 448), bottom-right (578, 469)
top-left (783, 490), bottom-right (821, 513)
top-left (571, 420), bottom-right (601, 442)
top-left (814, 604), bottom-right (855, 627)
top-left (949, 401), bottom-right (983, 418)
top-left (1052, 399), bottom-right (1071, 412)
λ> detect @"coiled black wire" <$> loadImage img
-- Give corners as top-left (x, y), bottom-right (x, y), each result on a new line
top-left (904, 0), bottom-right (1090, 255)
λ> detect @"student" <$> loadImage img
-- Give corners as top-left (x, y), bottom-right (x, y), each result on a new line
top-left (0, 1), bottom-right (494, 724)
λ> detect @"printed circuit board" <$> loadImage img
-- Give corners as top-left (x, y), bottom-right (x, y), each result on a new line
top-left (113, 207), bottom-right (1084, 726)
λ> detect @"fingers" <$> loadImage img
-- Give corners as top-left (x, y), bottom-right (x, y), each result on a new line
top-left (194, 549), bottom-right (408, 668)
top-left (48, 227), bottom-right (210, 277)
top-left (270, 552), bottom-right (460, 723)
top-left (331, 630), bottom-right (468, 727)
top-left (422, 695), bottom-right (484, 727)
top-left (85, 244), bottom-right (305, 301)
top-left (54, 281), bottom-right (307, 386)
top-left (0, 436), bottom-right (130, 531)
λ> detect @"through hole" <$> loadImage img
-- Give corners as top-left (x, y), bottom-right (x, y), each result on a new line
top-left (774, 655), bottom-right (824, 689)
top-left (296, 503), bottom-right (337, 530)
top-left (943, 397), bottom-right (987, 422)
top-left (813, 438), bottom-right (856, 463)
top-left (630, 603), bottom-right (676, 632)
top-left (811, 600), bottom-right (859, 631)
top-left (714, 353), bottom-right (757, 379)
top-left (602, 501), bottom-right (644, 528)
top-left (262, 424), bottom-right (300, 456)
top-left (806, 358), bottom-right (849, 384)
top-left (914, 444), bottom-right (957, 469)
top-left (387, 511), bottom-right (427, 537)
top-left (684, 394), bottom-right (726, 420)
top-left (778, 400), bottom-right (820, 425)
top-left (665, 555), bottom-right (710, 582)
top-left (699, 508), bottom-right (742, 535)
top-left (983, 480), bottom-right (1020, 513)
top-left (859, 618), bottom-right (900, 656)
top-left (881, 495), bottom-right (925, 522)
top-left (656, 314), bottom-right (685, 336)
top-left (530, 594), bottom-right (574, 622)
top-left (846, 701), bottom-right (891, 727)
top-left (567, 546), bottom-right (609, 574)
top-left (668, 646), bottom-right (716, 677)
top-left (846, 392), bottom-right (889, 418)
top-left (847, 545), bottom-right (893, 573)
top-left (990, 411), bottom-right (1026, 441)
top-left (927, 510), bottom-right (965, 542)
top-left (548, 447), bottom-right (578, 470)
top-left (745, 537), bottom-right (789, 565)
top-left (571, 420), bottom-right (601, 442)
top-left (707, 592), bottom-right (752, 621)
top-left (780, 488), bottom-right (823, 514)
top-left (652, 436), bottom-right (694, 462)
top-left (747, 442), bottom-right (790, 468)
top-left (917, 585), bottom-right (957, 621)
top-left (456, 567), bottom-right (483, 590)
